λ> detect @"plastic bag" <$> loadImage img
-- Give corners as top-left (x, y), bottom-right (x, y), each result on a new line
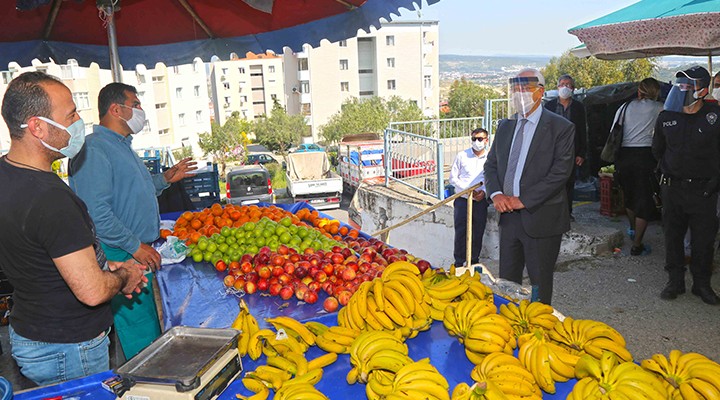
top-left (157, 236), bottom-right (190, 265)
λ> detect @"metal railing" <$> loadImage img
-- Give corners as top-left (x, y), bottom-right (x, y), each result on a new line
top-left (383, 128), bottom-right (443, 199)
top-left (484, 98), bottom-right (511, 137)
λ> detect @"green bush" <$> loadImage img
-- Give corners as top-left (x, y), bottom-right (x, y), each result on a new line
top-left (266, 163), bottom-right (287, 191)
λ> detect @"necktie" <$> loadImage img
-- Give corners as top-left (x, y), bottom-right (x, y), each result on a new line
top-left (503, 119), bottom-right (528, 196)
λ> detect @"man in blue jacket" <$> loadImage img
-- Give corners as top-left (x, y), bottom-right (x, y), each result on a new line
top-left (70, 83), bottom-right (196, 358)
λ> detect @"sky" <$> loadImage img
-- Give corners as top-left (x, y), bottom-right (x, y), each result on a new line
top-left (395, 0), bottom-right (640, 57)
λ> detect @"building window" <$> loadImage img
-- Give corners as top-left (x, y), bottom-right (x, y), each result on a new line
top-left (172, 66), bottom-right (181, 74)
top-left (72, 92), bottom-right (90, 110)
top-left (268, 66), bottom-right (275, 73)
top-left (175, 87), bottom-right (183, 99)
top-left (387, 58), bottom-right (395, 68)
top-left (240, 96), bottom-right (248, 104)
top-left (152, 76), bottom-right (164, 82)
top-left (339, 40), bottom-right (347, 47)
top-left (143, 121), bottom-right (151, 133)
top-left (196, 110), bottom-right (202, 122)
top-left (193, 60), bottom-right (201, 73)
top-left (159, 128), bottom-right (169, 135)
top-left (155, 103), bottom-right (167, 109)
top-left (224, 96), bottom-right (231, 106)
top-left (194, 85), bottom-right (200, 97)
top-left (387, 80), bottom-right (396, 90)
top-left (136, 73), bottom-right (146, 84)
top-left (298, 59), bottom-right (309, 71)
top-left (340, 82), bottom-right (349, 92)
top-left (179, 113), bottom-right (185, 126)
top-left (84, 122), bottom-right (93, 134)
top-left (223, 82), bottom-right (230, 90)
top-left (386, 35), bottom-right (395, 46)
top-left (359, 90), bottom-right (374, 96)
top-left (300, 81), bottom-right (310, 94)
top-left (424, 75), bottom-right (432, 89)
top-left (339, 59), bottom-right (349, 70)
top-left (239, 67), bottom-right (245, 74)
top-left (1, 71), bottom-right (13, 84)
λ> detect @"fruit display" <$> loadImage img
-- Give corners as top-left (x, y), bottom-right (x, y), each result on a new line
top-left (231, 299), bottom-right (261, 357)
top-left (641, 350), bottom-right (720, 399)
top-left (517, 329), bottom-right (580, 394)
top-left (547, 316), bottom-right (633, 362)
top-left (499, 300), bottom-right (559, 336)
top-left (452, 352), bottom-right (541, 400)
top-left (568, 351), bottom-right (669, 399)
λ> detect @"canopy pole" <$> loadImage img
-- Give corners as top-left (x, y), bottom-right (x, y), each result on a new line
top-left (709, 52), bottom-right (713, 79)
top-left (103, 5), bottom-right (123, 82)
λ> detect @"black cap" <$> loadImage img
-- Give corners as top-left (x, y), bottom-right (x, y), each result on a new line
top-left (676, 66), bottom-right (711, 88)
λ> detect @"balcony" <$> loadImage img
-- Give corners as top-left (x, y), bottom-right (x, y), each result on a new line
top-left (300, 93), bottom-right (311, 104)
top-left (297, 70), bottom-right (310, 81)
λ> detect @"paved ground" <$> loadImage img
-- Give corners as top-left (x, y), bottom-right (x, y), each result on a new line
top-left (2, 196), bottom-right (719, 392)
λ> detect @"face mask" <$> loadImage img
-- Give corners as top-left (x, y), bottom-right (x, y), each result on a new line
top-left (22, 116), bottom-right (86, 158)
top-left (512, 91), bottom-right (537, 116)
top-left (471, 140), bottom-right (486, 152)
top-left (558, 86), bottom-right (573, 99)
top-left (712, 88), bottom-right (720, 101)
top-left (119, 104), bottom-right (146, 134)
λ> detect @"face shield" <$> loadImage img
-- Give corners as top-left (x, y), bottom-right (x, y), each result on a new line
top-left (508, 77), bottom-right (543, 117)
top-left (664, 73), bottom-right (705, 112)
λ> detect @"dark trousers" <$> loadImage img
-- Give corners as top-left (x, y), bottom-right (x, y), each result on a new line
top-left (453, 197), bottom-right (489, 266)
top-left (498, 212), bottom-right (562, 304)
top-left (566, 163), bottom-right (576, 215)
top-left (661, 184), bottom-right (718, 286)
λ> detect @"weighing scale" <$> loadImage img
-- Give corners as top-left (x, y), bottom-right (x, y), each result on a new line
top-left (114, 326), bottom-right (243, 400)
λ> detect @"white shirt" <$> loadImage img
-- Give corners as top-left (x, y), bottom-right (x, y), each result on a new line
top-left (449, 148), bottom-right (487, 197)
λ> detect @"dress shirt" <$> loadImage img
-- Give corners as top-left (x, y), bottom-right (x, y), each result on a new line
top-left (490, 107), bottom-right (542, 199)
top-left (449, 148), bottom-right (487, 196)
top-left (69, 125), bottom-right (169, 254)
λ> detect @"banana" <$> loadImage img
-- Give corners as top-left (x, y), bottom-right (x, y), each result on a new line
top-left (367, 373), bottom-right (394, 395)
top-left (382, 260), bottom-right (420, 280)
top-left (247, 329), bottom-right (275, 360)
top-left (391, 272), bottom-right (426, 301)
top-left (283, 367), bottom-right (323, 386)
top-left (266, 316), bottom-right (316, 346)
top-left (242, 377), bottom-right (270, 393)
top-left (533, 342), bottom-right (556, 394)
top-left (689, 368), bottom-right (720, 392)
top-left (347, 367), bottom-right (359, 385)
top-left (688, 376), bottom-right (720, 400)
top-left (353, 280), bottom-right (371, 319)
top-left (307, 352), bottom-right (337, 370)
top-left (367, 295), bottom-right (396, 330)
top-left (383, 299), bottom-right (408, 327)
top-left (267, 354), bottom-right (298, 375)
top-left (304, 321), bottom-right (330, 336)
top-left (575, 354), bottom-right (602, 380)
top-left (451, 382), bottom-right (473, 400)
top-left (364, 352), bottom-right (413, 376)
top-left (584, 322), bottom-right (627, 346)
top-left (274, 381), bottom-right (328, 400)
top-left (373, 278), bottom-right (386, 311)
top-left (383, 284), bottom-right (413, 318)
top-left (585, 337), bottom-right (633, 363)
top-left (427, 281), bottom-right (468, 300)
top-left (238, 315), bottom-right (251, 357)
top-left (463, 337), bottom-right (506, 354)
top-left (363, 305), bottom-right (385, 331)
top-left (285, 351), bottom-right (308, 376)
top-left (546, 346), bottom-right (575, 380)
top-left (315, 335), bottom-right (349, 354)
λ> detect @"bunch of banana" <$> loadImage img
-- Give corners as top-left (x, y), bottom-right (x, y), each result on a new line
top-left (380, 358), bottom-right (450, 400)
top-left (456, 270), bottom-right (494, 303)
top-left (247, 329), bottom-right (279, 360)
top-left (244, 365), bottom-right (292, 390)
top-left (304, 321), bottom-right (330, 336)
top-left (239, 375), bottom-right (271, 400)
top-left (469, 352), bottom-right (542, 400)
top-left (231, 299), bottom-right (261, 357)
top-left (547, 316), bottom-right (633, 362)
top-left (348, 330), bottom-right (411, 383)
top-left (241, 349), bottom-right (334, 398)
top-left (498, 300), bottom-right (558, 337)
top-left (568, 351), bottom-right (669, 399)
top-left (451, 381), bottom-right (511, 400)
top-left (442, 299), bottom-right (515, 364)
top-left (273, 381), bottom-right (328, 400)
top-left (442, 299), bottom-right (496, 337)
top-left (265, 316), bottom-right (316, 348)
top-left (365, 370), bottom-right (397, 400)
top-left (641, 349), bottom-right (720, 399)
top-left (315, 325), bottom-right (361, 354)
top-left (425, 275), bottom-right (470, 320)
top-left (517, 329), bottom-right (581, 394)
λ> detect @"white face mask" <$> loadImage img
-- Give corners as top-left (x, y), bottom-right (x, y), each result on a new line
top-left (558, 86), bottom-right (573, 99)
top-left (119, 104), bottom-right (147, 134)
top-left (712, 87), bottom-right (720, 101)
top-left (471, 139), bottom-right (486, 152)
top-left (512, 91), bottom-right (538, 116)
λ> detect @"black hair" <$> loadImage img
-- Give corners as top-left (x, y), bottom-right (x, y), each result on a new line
top-left (98, 82), bottom-right (137, 119)
top-left (471, 128), bottom-right (488, 137)
top-left (1, 71), bottom-right (61, 140)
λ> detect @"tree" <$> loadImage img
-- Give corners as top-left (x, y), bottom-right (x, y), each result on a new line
top-left (253, 100), bottom-right (306, 154)
top-left (444, 78), bottom-right (503, 118)
top-left (320, 96), bottom-right (423, 144)
top-left (542, 51), bottom-right (656, 89)
top-left (197, 111), bottom-right (251, 177)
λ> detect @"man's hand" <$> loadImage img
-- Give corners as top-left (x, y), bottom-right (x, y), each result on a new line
top-left (163, 157), bottom-right (198, 183)
top-left (508, 196), bottom-right (525, 210)
top-left (117, 261), bottom-right (149, 299)
top-left (492, 194), bottom-right (514, 213)
top-left (472, 190), bottom-right (486, 201)
top-left (133, 243), bottom-right (161, 271)
top-left (575, 156), bottom-right (584, 166)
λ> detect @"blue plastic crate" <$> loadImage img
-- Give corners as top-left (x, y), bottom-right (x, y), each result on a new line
top-left (142, 157), bottom-right (161, 174)
top-left (181, 163), bottom-right (221, 210)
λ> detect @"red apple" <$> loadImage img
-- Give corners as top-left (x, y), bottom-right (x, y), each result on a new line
top-left (283, 261), bottom-right (296, 275)
top-left (241, 254), bottom-right (253, 264)
top-left (330, 253), bottom-right (345, 265)
top-left (341, 248), bottom-right (352, 258)
top-left (259, 246), bottom-right (272, 255)
top-left (223, 274), bottom-right (235, 287)
top-left (289, 253), bottom-right (301, 263)
top-left (279, 285), bottom-right (294, 300)
top-left (278, 273), bottom-right (292, 285)
top-left (323, 296), bottom-right (339, 312)
top-left (245, 271), bottom-right (258, 283)
top-left (295, 284), bottom-right (309, 300)
top-left (272, 266), bottom-right (284, 277)
top-left (332, 246), bottom-right (343, 254)
top-left (322, 263), bottom-right (334, 276)
top-left (322, 281), bottom-right (334, 295)
top-left (294, 266), bottom-right (308, 279)
top-left (303, 248), bottom-right (315, 255)
top-left (303, 290), bottom-right (319, 304)
top-left (301, 276), bottom-right (313, 286)
top-left (416, 259), bottom-right (431, 274)
top-left (277, 244), bottom-right (290, 256)
top-left (315, 271), bottom-right (328, 283)
top-left (215, 260), bottom-right (227, 272)
top-left (240, 261), bottom-right (253, 274)
top-left (257, 266), bottom-right (272, 279)
top-left (233, 278), bottom-right (245, 291)
top-left (244, 280), bottom-right (257, 294)
top-left (257, 278), bottom-right (269, 291)
top-left (336, 290), bottom-right (352, 306)
top-left (271, 255), bottom-right (285, 267)
top-left (308, 281), bottom-right (321, 293)
top-left (342, 268), bottom-right (357, 281)
top-left (269, 282), bottom-right (282, 296)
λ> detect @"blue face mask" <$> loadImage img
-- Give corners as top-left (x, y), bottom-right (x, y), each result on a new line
top-left (24, 116), bottom-right (86, 158)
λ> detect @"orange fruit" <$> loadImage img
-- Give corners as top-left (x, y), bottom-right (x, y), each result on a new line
top-left (181, 211), bottom-right (194, 221)
top-left (159, 229), bottom-right (172, 239)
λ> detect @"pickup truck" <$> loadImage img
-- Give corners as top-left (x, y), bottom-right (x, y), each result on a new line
top-left (337, 139), bottom-right (385, 192)
top-left (285, 151), bottom-right (343, 210)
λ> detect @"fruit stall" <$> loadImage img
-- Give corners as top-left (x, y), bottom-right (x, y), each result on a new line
top-left (13, 203), bottom-right (720, 400)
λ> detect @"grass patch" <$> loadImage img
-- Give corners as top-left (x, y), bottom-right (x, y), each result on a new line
top-left (267, 163), bottom-right (287, 190)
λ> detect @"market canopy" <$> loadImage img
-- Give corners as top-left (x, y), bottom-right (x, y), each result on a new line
top-left (568, 0), bottom-right (720, 60)
top-left (0, 0), bottom-right (438, 73)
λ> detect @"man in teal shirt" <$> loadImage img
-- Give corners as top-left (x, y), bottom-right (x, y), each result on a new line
top-left (69, 82), bottom-right (196, 358)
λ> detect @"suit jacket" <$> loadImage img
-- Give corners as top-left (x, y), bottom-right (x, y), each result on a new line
top-left (485, 109), bottom-right (575, 238)
top-left (544, 98), bottom-right (587, 158)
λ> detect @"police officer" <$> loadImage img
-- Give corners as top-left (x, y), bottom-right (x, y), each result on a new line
top-left (653, 66), bottom-right (720, 305)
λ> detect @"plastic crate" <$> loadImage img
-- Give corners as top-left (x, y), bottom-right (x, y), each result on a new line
top-left (181, 163), bottom-right (221, 210)
top-left (599, 175), bottom-right (625, 216)
top-left (142, 157), bottom-right (161, 174)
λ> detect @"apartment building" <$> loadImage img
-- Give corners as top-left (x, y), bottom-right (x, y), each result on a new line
top-left (209, 52), bottom-right (285, 126)
top-left (0, 58), bottom-right (210, 159)
top-left (282, 20), bottom-right (440, 142)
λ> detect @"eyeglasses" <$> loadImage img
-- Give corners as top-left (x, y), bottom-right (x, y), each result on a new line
top-left (472, 137), bottom-right (488, 142)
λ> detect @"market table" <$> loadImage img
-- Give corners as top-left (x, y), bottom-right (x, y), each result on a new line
top-left (14, 204), bottom-right (576, 399)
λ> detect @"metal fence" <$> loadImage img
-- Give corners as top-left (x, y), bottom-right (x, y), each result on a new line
top-left (383, 128), bottom-right (444, 199)
top-left (484, 98), bottom-right (511, 136)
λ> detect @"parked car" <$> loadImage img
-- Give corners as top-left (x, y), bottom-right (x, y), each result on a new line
top-left (246, 153), bottom-right (278, 166)
top-left (225, 165), bottom-right (274, 205)
top-left (293, 143), bottom-right (324, 153)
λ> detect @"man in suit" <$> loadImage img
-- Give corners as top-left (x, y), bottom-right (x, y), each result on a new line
top-left (544, 74), bottom-right (587, 221)
top-left (484, 68), bottom-right (575, 304)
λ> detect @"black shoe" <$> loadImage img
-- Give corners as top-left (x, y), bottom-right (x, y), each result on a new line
top-left (630, 245), bottom-right (644, 256)
top-left (691, 285), bottom-right (720, 305)
top-left (660, 281), bottom-right (686, 300)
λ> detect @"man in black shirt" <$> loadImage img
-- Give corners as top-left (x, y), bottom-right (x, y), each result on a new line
top-left (0, 71), bottom-right (147, 385)
top-left (653, 66), bottom-right (720, 305)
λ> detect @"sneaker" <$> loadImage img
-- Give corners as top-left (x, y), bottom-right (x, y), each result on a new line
top-left (626, 228), bottom-right (636, 240)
